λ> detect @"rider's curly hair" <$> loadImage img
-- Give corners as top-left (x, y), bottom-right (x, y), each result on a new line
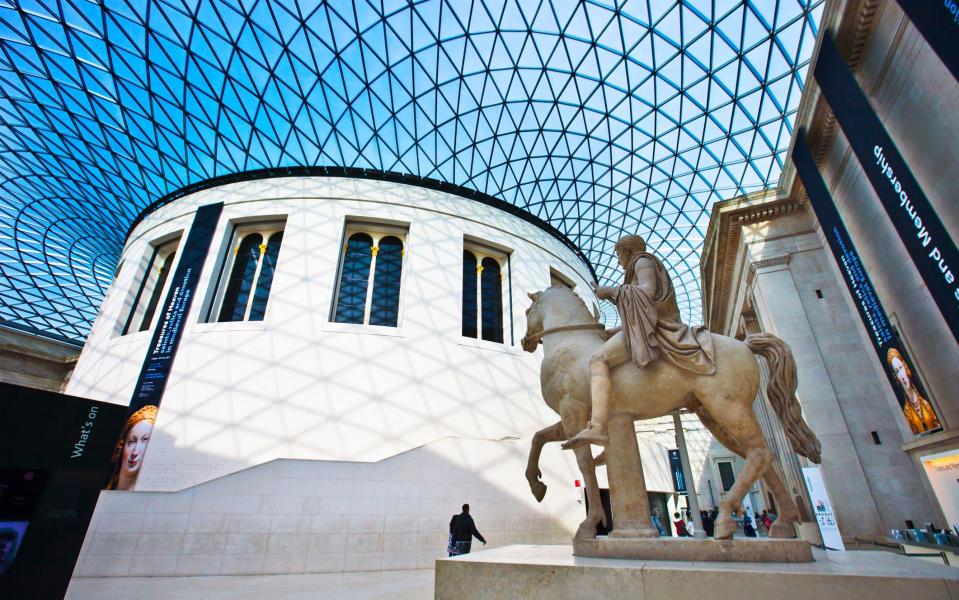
top-left (614, 235), bottom-right (647, 256)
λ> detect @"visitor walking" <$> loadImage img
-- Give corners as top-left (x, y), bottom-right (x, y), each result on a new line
top-left (651, 508), bottom-right (667, 536)
top-left (701, 509), bottom-right (715, 537)
top-left (762, 510), bottom-right (774, 534)
top-left (673, 512), bottom-right (690, 537)
top-left (742, 512), bottom-right (758, 538)
top-left (448, 504), bottom-right (487, 556)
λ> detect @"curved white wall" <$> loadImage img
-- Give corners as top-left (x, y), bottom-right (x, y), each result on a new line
top-left (67, 177), bottom-right (599, 492)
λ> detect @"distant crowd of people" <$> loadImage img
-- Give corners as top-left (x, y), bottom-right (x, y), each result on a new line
top-left (653, 507), bottom-right (777, 537)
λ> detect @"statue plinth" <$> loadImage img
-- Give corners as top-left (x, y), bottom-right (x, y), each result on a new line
top-left (436, 545), bottom-right (958, 600)
top-left (572, 535), bottom-right (814, 562)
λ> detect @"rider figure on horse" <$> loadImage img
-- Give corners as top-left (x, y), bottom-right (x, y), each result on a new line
top-left (563, 234), bottom-right (716, 449)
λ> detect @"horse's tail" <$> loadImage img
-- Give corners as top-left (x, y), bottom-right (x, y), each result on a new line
top-left (745, 332), bottom-right (822, 463)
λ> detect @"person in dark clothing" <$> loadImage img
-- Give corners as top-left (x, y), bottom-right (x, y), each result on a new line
top-left (743, 513), bottom-right (758, 538)
top-left (448, 504), bottom-right (486, 556)
top-left (700, 509), bottom-right (715, 537)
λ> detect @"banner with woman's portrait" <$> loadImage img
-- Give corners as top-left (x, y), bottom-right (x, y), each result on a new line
top-left (105, 202), bottom-right (223, 491)
top-left (793, 136), bottom-right (942, 438)
top-left (884, 341), bottom-right (940, 435)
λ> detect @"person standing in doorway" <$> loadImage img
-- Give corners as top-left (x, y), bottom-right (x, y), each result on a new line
top-left (448, 504), bottom-right (487, 556)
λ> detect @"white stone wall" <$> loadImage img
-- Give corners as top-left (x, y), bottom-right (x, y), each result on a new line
top-left (66, 177), bottom-right (598, 491)
top-left (75, 434), bottom-right (672, 577)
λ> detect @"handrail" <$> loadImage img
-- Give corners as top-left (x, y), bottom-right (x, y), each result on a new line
top-left (848, 537), bottom-right (952, 566)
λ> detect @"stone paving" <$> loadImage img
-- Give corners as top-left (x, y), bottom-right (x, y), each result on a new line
top-left (66, 569), bottom-right (434, 600)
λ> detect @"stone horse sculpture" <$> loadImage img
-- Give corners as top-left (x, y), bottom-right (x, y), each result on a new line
top-left (520, 285), bottom-right (821, 540)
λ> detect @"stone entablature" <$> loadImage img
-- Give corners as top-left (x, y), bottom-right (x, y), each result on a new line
top-left (0, 324), bottom-right (79, 392)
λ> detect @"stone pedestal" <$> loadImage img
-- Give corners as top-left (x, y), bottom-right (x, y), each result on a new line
top-left (435, 544), bottom-right (959, 600)
top-left (606, 413), bottom-right (658, 538)
top-left (573, 536), bottom-right (813, 562)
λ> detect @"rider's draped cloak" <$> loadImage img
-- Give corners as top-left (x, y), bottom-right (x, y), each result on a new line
top-left (614, 252), bottom-right (716, 375)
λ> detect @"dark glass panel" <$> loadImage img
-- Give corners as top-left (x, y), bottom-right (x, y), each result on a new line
top-left (718, 462), bottom-right (736, 492)
top-left (369, 236), bottom-right (403, 327)
top-left (218, 233), bottom-right (262, 322)
top-left (334, 233), bottom-right (373, 324)
top-left (480, 257), bottom-right (503, 343)
top-left (462, 250), bottom-right (478, 338)
top-left (138, 250), bottom-right (176, 332)
top-left (248, 231), bottom-right (283, 321)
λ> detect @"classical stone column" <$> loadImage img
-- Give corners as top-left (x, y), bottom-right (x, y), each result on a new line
top-left (749, 253), bottom-right (884, 537)
top-left (673, 410), bottom-right (705, 537)
top-left (607, 412), bottom-right (658, 537)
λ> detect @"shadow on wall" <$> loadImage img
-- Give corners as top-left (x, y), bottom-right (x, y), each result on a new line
top-left (74, 434), bottom-right (584, 578)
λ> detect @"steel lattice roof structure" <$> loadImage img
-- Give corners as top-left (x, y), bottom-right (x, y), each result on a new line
top-left (0, 0), bottom-right (822, 343)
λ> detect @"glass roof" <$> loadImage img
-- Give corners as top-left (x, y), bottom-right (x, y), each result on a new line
top-left (0, 0), bottom-right (821, 343)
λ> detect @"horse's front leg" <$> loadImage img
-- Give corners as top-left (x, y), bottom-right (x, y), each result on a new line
top-left (559, 400), bottom-right (605, 539)
top-left (526, 420), bottom-right (566, 502)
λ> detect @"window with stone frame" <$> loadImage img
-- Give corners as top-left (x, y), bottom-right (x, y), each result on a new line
top-left (206, 221), bottom-right (285, 323)
top-left (122, 236), bottom-right (181, 334)
top-left (462, 239), bottom-right (511, 344)
top-left (331, 222), bottom-right (407, 327)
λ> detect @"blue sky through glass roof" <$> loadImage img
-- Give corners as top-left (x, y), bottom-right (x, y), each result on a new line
top-left (0, 0), bottom-right (822, 342)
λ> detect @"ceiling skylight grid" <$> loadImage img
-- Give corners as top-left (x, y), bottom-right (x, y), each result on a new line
top-left (0, 0), bottom-right (822, 342)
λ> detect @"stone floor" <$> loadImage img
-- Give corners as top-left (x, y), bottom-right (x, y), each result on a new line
top-left (66, 569), bottom-right (435, 600)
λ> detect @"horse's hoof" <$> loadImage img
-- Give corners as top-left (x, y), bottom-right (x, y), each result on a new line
top-left (768, 521), bottom-right (797, 539)
top-left (530, 481), bottom-right (547, 503)
top-left (713, 520), bottom-right (736, 540)
top-left (575, 525), bottom-right (597, 540)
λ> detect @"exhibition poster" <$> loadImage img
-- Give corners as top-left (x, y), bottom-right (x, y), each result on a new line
top-left (802, 467), bottom-right (845, 551)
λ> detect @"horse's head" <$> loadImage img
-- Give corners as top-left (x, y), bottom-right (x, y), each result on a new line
top-left (521, 290), bottom-right (544, 352)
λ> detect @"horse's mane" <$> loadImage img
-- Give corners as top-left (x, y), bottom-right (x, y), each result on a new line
top-left (546, 284), bottom-right (597, 322)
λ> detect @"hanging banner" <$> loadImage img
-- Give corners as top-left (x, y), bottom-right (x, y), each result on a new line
top-left (793, 136), bottom-right (941, 436)
top-left (106, 202), bottom-right (223, 491)
top-left (802, 467), bottom-right (845, 551)
top-left (895, 0), bottom-right (959, 82)
top-left (0, 383), bottom-right (126, 599)
top-left (668, 449), bottom-right (686, 494)
top-left (814, 33), bottom-right (959, 343)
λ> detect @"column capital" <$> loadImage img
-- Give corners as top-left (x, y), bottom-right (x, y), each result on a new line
top-left (750, 254), bottom-right (791, 272)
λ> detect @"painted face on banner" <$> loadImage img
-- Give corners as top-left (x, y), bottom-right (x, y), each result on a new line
top-left (122, 420), bottom-right (153, 475)
top-left (890, 355), bottom-right (911, 391)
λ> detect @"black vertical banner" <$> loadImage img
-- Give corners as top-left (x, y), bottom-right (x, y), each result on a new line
top-left (106, 202), bottom-right (223, 490)
top-left (668, 449), bottom-right (686, 495)
top-left (896, 0), bottom-right (959, 82)
top-left (793, 134), bottom-right (941, 437)
top-left (814, 33), bottom-right (959, 343)
top-left (0, 383), bottom-right (127, 599)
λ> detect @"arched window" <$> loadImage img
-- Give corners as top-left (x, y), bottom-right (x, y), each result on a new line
top-left (207, 220), bottom-right (286, 323)
top-left (333, 233), bottom-right (373, 324)
top-left (122, 236), bottom-right (180, 335)
top-left (480, 257), bottom-right (503, 343)
top-left (332, 224), bottom-right (407, 327)
top-left (219, 233), bottom-right (263, 322)
top-left (369, 236), bottom-right (403, 327)
top-left (248, 231), bottom-right (283, 321)
top-left (462, 240), bottom-right (511, 344)
top-left (462, 250), bottom-right (478, 338)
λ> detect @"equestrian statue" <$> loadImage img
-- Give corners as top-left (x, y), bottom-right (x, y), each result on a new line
top-left (520, 235), bottom-right (821, 542)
